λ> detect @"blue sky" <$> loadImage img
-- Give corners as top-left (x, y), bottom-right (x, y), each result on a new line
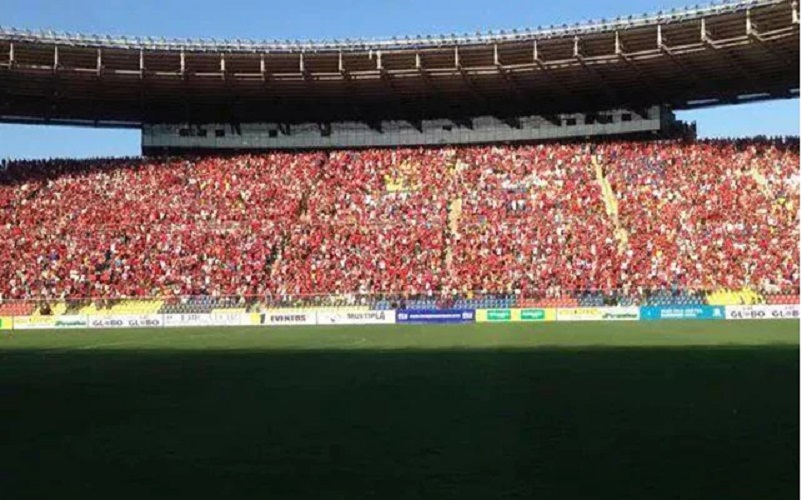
top-left (0, 0), bottom-right (798, 159)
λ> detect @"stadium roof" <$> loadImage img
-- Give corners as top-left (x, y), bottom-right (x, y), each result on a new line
top-left (0, 0), bottom-right (798, 126)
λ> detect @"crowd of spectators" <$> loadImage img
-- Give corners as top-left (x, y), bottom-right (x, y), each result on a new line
top-left (0, 138), bottom-right (797, 303)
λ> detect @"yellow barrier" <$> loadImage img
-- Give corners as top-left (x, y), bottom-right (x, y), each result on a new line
top-left (0, 316), bottom-right (12, 330)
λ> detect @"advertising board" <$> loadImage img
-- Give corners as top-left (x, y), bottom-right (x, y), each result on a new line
top-left (476, 308), bottom-right (556, 322)
top-left (599, 307), bottom-right (640, 321)
top-left (520, 308), bottom-right (556, 321)
top-left (13, 315), bottom-right (89, 330)
top-left (556, 307), bottom-right (605, 321)
top-left (164, 314), bottom-right (215, 327)
top-left (210, 312), bottom-right (250, 326)
top-left (725, 304), bottom-right (800, 320)
top-left (640, 306), bottom-right (725, 321)
top-left (477, 309), bottom-right (513, 322)
top-left (88, 314), bottom-right (163, 329)
top-left (317, 310), bottom-right (396, 325)
top-left (395, 309), bottom-right (475, 324)
top-left (259, 311), bottom-right (318, 326)
top-left (0, 316), bottom-right (12, 330)
top-left (556, 307), bottom-right (640, 321)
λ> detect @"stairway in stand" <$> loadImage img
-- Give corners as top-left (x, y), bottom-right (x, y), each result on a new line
top-left (592, 154), bottom-right (629, 254)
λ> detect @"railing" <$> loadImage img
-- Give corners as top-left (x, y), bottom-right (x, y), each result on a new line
top-left (1, 288), bottom-right (798, 316)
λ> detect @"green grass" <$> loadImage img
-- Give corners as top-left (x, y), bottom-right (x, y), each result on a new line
top-left (0, 320), bottom-right (798, 499)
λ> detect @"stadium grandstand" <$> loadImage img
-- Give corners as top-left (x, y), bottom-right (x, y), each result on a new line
top-left (0, 0), bottom-right (798, 316)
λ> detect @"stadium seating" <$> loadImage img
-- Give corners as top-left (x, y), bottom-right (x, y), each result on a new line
top-left (0, 139), bottom-right (797, 310)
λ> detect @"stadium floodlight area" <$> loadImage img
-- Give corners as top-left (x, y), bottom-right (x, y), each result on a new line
top-left (0, 0), bottom-right (797, 150)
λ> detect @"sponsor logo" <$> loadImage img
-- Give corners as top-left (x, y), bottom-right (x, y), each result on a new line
top-left (395, 309), bottom-right (475, 324)
top-left (726, 305), bottom-right (799, 320)
top-left (54, 319), bottom-right (88, 327)
top-left (521, 309), bottom-right (547, 321)
top-left (486, 310), bottom-right (511, 321)
top-left (602, 312), bottom-right (638, 319)
top-left (319, 311), bottom-right (395, 325)
top-left (127, 319), bottom-right (161, 327)
top-left (730, 310), bottom-right (766, 320)
top-left (274, 315), bottom-right (306, 322)
top-left (91, 319), bottom-right (124, 327)
top-left (771, 309), bottom-right (799, 319)
top-left (260, 313), bottom-right (311, 325)
top-left (345, 312), bottom-right (386, 321)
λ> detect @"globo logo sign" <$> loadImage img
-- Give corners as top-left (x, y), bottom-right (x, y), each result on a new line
top-left (89, 315), bottom-right (163, 329)
top-left (726, 305), bottom-right (799, 320)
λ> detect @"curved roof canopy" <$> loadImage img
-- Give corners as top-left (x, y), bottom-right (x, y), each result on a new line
top-left (0, 0), bottom-right (798, 126)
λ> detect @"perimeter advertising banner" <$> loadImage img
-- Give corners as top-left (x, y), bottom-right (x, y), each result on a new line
top-left (317, 310), bottom-right (396, 325)
top-left (13, 315), bottom-right (89, 330)
top-left (640, 306), bottom-right (725, 321)
top-left (259, 311), bottom-right (318, 326)
top-left (395, 309), bottom-right (475, 324)
top-left (476, 308), bottom-right (556, 322)
top-left (210, 312), bottom-right (251, 326)
top-left (88, 314), bottom-right (163, 329)
top-left (725, 304), bottom-right (800, 320)
top-left (164, 313), bottom-right (215, 327)
top-left (556, 307), bottom-right (640, 321)
top-left (0, 316), bottom-right (12, 330)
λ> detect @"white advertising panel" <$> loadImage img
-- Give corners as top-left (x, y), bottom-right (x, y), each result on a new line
top-left (600, 307), bottom-right (641, 321)
top-left (556, 307), bottom-right (640, 322)
top-left (164, 314), bottom-right (215, 327)
top-left (13, 315), bottom-right (89, 330)
top-left (258, 311), bottom-right (318, 326)
top-left (726, 304), bottom-right (800, 320)
top-left (317, 310), bottom-right (396, 325)
top-left (210, 312), bottom-right (250, 326)
top-left (88, 314), bottom-right (163, 329)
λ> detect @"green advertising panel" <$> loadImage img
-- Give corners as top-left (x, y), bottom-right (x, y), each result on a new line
top-left (521, 309), bottom-right (547, 321)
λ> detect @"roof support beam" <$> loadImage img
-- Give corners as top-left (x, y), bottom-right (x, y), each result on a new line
top-left (96, 48), bottom-right (102, 76)
top-left (533, 40), bottom-right (574, 103)
top-left (8, 42), bottom-right (14, 67)
top-left (699, 27), bottom-right (760, 90)
top-left (793, 1), bottom-right (799, 24)
top-left (139, 49), bottom-right (144, 79)
top-left (746, 12), bottom-right (792, 66)
top-left (616, 33), bottom-right (673, 104)
top-left (416, 53), bottom-right (434, 92)
top-left (658, 28), bottom-right (705, 90)
top-left (338, 51), bottom-right (349, 80)
top-left (700, 18), bottom-right (710, 44)
top-left (260, 53), bottom-right (267, 81)
top-left (494, 43), bottom-right (528, 103)
top-left (220, 53), bottom-right (226, 80)
top-left (53, 45), bottom-right (59, 73)
top-left (455, 47), bottom-right (486, 104)
top-left (574, 36), bottom-right (619, 105)
top-left (180, 49), bottom-right (186, 78)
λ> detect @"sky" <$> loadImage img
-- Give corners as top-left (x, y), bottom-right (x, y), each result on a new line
top-left (0, 0), bottom-right (798, 159)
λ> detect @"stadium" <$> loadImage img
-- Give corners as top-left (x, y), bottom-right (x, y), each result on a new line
top-left (0, 0), bottom-right (799, 498)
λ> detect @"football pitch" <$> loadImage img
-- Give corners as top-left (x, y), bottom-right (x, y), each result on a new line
top-left (1, 320), bottom-right (798, 499)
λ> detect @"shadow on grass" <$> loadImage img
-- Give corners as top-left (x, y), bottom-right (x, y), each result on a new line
top-left (0, 346), bottom-right (798, 499)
